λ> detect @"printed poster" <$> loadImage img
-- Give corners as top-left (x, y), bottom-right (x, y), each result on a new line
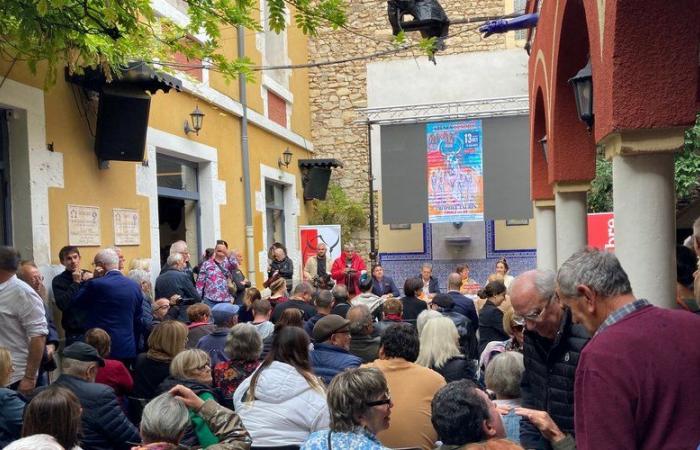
top-left (587, 212), bottom-right (614, 251)
top-left (299, 225), bottom-right (342, 279)
top-left (68, 204), bottom-right (101, 246)
top-left (113, 208), bottom-right (140, 246)
top-left (426, 120), bottom-right (484, 223)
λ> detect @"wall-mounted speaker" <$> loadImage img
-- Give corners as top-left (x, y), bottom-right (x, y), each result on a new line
top-left (94, 86), bottom-right (151, 162)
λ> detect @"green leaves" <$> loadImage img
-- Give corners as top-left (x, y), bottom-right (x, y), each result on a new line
top-left (309, 183), bottom-right (368, 244)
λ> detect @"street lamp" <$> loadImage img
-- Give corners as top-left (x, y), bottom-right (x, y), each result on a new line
top-left (278, 147), bottom-right (293, 169)
top-left (540, 135), bottom-right (548, 163)
top-left (184, 105), bottom-right (205, 135)
top-left (568, 58), bottom-right (593, 130)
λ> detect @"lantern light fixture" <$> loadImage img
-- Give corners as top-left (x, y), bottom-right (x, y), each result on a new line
top-left (278, 147), bottom-right (293, 169)
top-left (184, 105), bottom-right (205, 135)
top-left (568, 58), bottom-right (594, 130)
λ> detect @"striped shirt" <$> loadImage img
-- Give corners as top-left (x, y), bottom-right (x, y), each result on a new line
top-left (595, 298), bottom-right (650, 336)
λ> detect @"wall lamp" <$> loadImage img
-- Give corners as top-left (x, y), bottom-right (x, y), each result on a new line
top-left (540, 135), bottom-right (548, 163)
top-left (184, 105), bottom-right (205, 135)
top-left (568, 58), bottom-right (594, 131)
top-left (278, 147), bottom-right (293, 169)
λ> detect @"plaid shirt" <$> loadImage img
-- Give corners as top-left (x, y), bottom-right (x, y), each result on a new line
top-left (595, 298), bottom-right (651, 336)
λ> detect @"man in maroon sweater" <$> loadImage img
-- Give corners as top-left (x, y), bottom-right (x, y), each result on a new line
top-left (557, 248), bottom-right (700, 450)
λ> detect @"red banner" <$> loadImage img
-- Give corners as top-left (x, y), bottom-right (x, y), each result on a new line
top-left (587, 212), bottom-right (615, 251)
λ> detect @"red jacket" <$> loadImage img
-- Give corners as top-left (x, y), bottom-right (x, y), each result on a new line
top-left (95, 359), bottom-right (133, 396)
top-left (331, 252), bottom-right (367, 295)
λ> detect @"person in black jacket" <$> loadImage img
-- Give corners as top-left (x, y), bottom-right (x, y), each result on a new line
top-left (416, 315), bottom-right (476, 382)
top-left (268, 244), bottom-right (294, 293)
top-left (400, 277), bottom-right (428, 324)
top-left (510, 270), bottom-right (590, 450)
top-left (271, 282), bottom-right (317, 323)
top-left (430, 293), bottom-right (478, 360)
top-left (32, 342), bottom-right (140, 450)
top-left (477, 280), bottom-right (510, 355)
top-left (418, 263), bottom-right (440, 296)
top-left (51, 245), bottom-right (93, 344)
top-left (330, 284), bottom-right (352, 318)
top-left (155, 253), bottom-right (202, 322)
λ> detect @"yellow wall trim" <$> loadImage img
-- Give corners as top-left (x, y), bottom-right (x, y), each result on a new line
top-left (601, 127), bottom-right (686, 160)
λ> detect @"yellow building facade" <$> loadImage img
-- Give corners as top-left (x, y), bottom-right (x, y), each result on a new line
top-left (0, 0), bottom-right (318, 285)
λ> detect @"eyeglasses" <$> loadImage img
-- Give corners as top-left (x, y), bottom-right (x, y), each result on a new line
top-left (366, 394), bottom-right (391, 407)
top-left (514, 293), bottom-right (555, 323)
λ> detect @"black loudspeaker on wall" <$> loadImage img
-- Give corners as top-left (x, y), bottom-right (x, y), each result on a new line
top-left (94, 86), bottom-right (151, 162)
top-left (303, 167), bottom-right (333, 200)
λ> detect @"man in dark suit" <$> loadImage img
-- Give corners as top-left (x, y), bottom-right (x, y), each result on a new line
top-left (73, 248), bottom-right (143, 367)
top-left (446, 272), bottom-right (479, 329)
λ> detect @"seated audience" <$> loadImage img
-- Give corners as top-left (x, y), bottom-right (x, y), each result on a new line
top-left (477, 280), bottom-right (510, 355)
top-left (0, 347), bottom-right (24, 447)
top-left (134, 385), bottom-right (250, 449)
top-left (400, 277), bottom-right (428, 323)
top-left (85, 328), bottom-right (133, 403)
top-left (305, 289), bottom-right (334, 339)
top-left (267, 277), bottom-right (289, 309)
top-left (374, 297), bottom-right (406, 335)
top-left (330, 284), bottom-right (352, 318)
top-left (186, 304), bottom-right (215, 348)
top-left (272, 282), bottom-right (317, 323)
top-left (363, 323), bottom-right (446, 450)
top-left (352, 275), bottom-right (386, 321)
top-left (197, 303), bottom-right (240, 366)
top-left (479, 308), bottom-right (524, 380)
top-left (302, 368), bottom-right (393, 449)
top-left (446, 272), bottom-right (480, 327)
top-left (347, 304), bottom-right (381, 363)
top-left (156, 349), bottom-right (222, 448)
top-left (416, 309), bottom-right (442, 336)
top-left (4, 434), bottom-right (64, 450)
top-left (416, 316), bottom-right (476, 382)
top-left (20, 386), bottom-right (81, 450)
top-left (430, 294), bottom-right (478, 359)
top-left (131, 321), bottom-right (188, 422)
top-left (237, 286), bottom-right (260, 324)
top-left (233, 326), bottom-right (329, 447)
top-left (261, 308), bottom-right (305, 359)
top-left (310, 315), bottom-right (362, 384)
top-left (250, 299), bottom-right (274, 340)
top-left (484, 352), bottom-right (525, 444)
top-left (35, 342), bottom-right (140, 450)
top-left (213, 323), bottom-right (262, 408)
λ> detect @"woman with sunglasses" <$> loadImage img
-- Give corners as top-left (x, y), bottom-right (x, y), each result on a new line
top-left (301, 367), bottom-right (393, 450)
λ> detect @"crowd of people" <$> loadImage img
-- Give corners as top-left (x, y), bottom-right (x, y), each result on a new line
top-left (0, 231), bottom-right (699, 450)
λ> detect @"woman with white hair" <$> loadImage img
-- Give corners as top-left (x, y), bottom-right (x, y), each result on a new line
top-left (416, 316), bottom-right (476, 382)
top-left (415, 309), bottom-right (442, 336)
top-left (133, 384), bottom-right (250, 449)
top-left (485, 352), bottom-right (525, 443)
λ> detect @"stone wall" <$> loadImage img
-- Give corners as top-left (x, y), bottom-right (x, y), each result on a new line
top-left (307, 0), bottom-right (511, 255)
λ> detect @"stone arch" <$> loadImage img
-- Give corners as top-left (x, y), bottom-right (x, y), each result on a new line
top-left (531, 87), bottom-right (552, 200)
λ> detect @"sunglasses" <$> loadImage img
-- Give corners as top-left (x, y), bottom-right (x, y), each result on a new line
top-left (366, 394), bottom-right (391, 407)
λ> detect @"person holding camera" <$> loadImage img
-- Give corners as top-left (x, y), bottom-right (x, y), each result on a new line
top-left (156, 252), bottom-right (202, 322)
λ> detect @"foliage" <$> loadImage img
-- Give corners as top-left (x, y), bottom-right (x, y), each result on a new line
top-left (308, 183), bottom-right (367, 244)
top-left (587, 113), bottom-right (700, 213)
top-left (0, 0), bottom-right (347, 86)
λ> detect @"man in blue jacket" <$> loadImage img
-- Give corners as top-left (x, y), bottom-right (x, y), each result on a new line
top-left (74, 248), bottom-right (143, 368)
top-left (310, 314), bottom-right (362, 384)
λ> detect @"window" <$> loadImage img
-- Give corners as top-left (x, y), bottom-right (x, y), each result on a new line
top-left (265, 180), bottom-right (286, 248)
top-left (514, 0), bottom-right (527, 41)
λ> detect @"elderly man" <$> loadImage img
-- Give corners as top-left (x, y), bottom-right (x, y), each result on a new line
top-left (166, 240), bottom-right (195, 284)
top-left (509, 270), bottom-right (589, 450)
top-left (52, 245), bottom-right (93, 344)
top-left (73, 248), bottom-right (143, 367)
top-left (155, 252), bottom-right (201, 321)
top-left (303, 242), bottom-right (333, 285)
top-left (331, 242), bottom-right (367, 296)
top-left (557, 248), bottom-right (700, 450)
top-left (0, 247), bottom-right (48, 395)
top-left (33, 342), bottom-right (140, 449)
top-left (271, 281), bottom-right (317, 322)
top-left (418, 263), bottom-right (440, 297)
top-left (347, 304), bottom-right (380, 363)
top-left (197, 303), bottom-right (240, 366)
top-left (310, 314), bottom-right (362, 384)
top-left (363, 322), bottom-right (446, 450)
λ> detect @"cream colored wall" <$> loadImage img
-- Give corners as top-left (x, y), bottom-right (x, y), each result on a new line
top-left (494, 218), bottom-right (536, 250)
top-left (377, 193), bottom-right (424, 253)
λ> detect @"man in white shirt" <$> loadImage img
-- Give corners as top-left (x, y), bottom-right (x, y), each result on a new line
top-left (0, 246), bottom-right (48, 394)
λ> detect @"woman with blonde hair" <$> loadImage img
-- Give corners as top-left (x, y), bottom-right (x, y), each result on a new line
top-left (130, 258), bottom-right (152, 273)
top-left (416, 316), bottom-right (475, 382)
top-left (130, 321), bottom-right (188, 423)
top-left (234, 326), bottom-right (329, 446)
top-left (0, 347), bottom-right (24, 447)
top-left (157, 349), bottom-right (223, 447)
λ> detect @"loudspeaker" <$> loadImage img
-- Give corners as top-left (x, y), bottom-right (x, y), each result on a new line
top-left (94, 86), bottom-right (151, 161)
top-left (303, 167), bottom-right (333, 200)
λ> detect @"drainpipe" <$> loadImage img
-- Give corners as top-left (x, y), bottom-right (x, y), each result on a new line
top-left (238, 26), bottom-right (257, 283)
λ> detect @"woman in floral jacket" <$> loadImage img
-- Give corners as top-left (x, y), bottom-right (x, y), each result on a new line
top-left (196, 240), bottom-right (239, 309)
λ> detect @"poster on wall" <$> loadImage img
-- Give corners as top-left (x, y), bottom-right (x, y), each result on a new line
top-left (299, 225), bottom-right (342, 279)
top-left (587, 212), bottom-right (614, 251)
top-left (113, 208), bottom-right (141, 246)
top-left (426, 119), bottom-right (484, 223)
top-left (68, 204), bottom-right (101, 246)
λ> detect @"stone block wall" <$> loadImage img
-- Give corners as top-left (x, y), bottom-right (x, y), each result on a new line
top-left (307, 0), bottom-right (511, 256)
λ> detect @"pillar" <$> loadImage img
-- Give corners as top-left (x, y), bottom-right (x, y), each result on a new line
top-left (605, 129), bottom-right (683, 308)
top-left (554, 183), bottom-right (589, 267)
top-left (534, 200), bottom-right (557, 272)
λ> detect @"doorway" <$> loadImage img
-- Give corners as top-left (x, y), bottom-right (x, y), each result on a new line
top-left (157, 154), bottom-right (200, 267)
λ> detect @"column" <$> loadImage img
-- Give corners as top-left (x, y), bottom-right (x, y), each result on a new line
top-left (554, 183), bottom-right (588, 267)
top-left (612, 153), bottom-right (675, 307)
top-left (534, 200), bottom-right (557, 272)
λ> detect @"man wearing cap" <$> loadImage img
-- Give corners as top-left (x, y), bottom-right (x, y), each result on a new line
top-left (197, 303), bottom-right (240, 366)
top-left (430, 293), bottom-right (478, 360)
top-left (33, 342), bottom-right (140, 450)
top-left (310, 314), bottom-right (362, 384)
